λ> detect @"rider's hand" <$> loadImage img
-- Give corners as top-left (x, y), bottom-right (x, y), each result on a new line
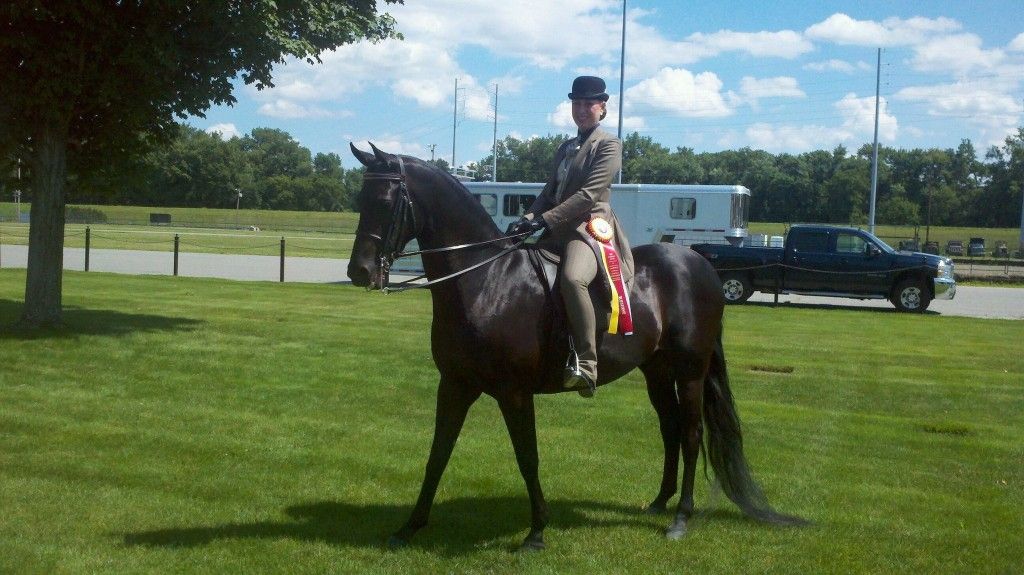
top-left (506, 216), bottom-right (546, 237)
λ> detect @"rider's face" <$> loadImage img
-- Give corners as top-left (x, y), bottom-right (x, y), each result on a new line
top-left (571, 98), bottom-right (604, 131)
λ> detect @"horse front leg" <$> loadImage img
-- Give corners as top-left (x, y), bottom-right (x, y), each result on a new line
top-left (389, 379), bottom-right (480, 548)
top-left (496, 392), bottom-right (549, 551)
top-left (666, 377), bottom-right (703, 540)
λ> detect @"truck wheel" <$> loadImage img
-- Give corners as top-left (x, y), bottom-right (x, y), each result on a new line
top-left (892, 279), bottom-right (931, 312)
top-left (720, 274), bottom-right (753, 304)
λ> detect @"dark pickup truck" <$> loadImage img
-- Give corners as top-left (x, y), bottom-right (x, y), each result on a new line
top-left (691, 224), bottom-right (957, 312)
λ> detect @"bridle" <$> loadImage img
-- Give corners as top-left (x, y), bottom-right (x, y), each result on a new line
top-left (358, 158), bottom-right (532, 293)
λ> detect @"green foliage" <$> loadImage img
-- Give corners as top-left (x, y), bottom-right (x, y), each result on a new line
top-left (475, 131), bottom-right (1023, 228)
top-left (0, 271), bottom-right (1021, 573)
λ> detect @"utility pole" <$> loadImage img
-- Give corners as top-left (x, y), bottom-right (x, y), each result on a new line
top-left (869, 47), bottom-right (881, 234)
top-left (492, 83), bottom-right (499, 182)
top-left (617, 0), bottom-right (627, 184)
top-left (452, 78), bottom-right (458, 172)
top-left (428, 144), bottom-right (437, 162)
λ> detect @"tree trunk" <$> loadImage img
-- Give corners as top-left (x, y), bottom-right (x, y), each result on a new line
top-left (20, 121), bottom-right (68, 328)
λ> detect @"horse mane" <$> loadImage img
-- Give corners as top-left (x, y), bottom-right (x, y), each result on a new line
top-left (380, 151), bottom-right (503, 237)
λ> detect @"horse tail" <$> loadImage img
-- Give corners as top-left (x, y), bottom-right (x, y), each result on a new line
top-left (703, 335), bottom-right (807, 526)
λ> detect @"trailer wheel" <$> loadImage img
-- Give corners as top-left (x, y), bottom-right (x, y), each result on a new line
top-left (720, 274), bottom-right (753, 304)
top-left (892, 278), bottom-right (931, 313)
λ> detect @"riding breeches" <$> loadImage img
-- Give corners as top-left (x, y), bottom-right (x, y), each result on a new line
top-left (560, 238), bottom-right (599, 381)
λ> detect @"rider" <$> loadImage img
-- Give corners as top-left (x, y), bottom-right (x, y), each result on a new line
top-left (506, 75), bottom-right (633, 398)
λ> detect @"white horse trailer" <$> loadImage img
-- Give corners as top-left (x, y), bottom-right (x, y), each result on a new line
top-left (391, 182), bottom-right (750, 273)
top-left (464, 182), bottom-right (750, 247)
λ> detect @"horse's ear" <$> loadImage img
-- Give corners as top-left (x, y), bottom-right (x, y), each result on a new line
top-left (368, 142), bottom-right (390, 165)
top-left (350, 142), bottom-right (376, 168)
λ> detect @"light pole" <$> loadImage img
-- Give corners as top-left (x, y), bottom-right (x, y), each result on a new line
top-left (13, 190), bottom-right (21, 221)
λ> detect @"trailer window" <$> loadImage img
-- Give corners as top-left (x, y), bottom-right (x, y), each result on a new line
top-left (669, 197), bottom-right (696, 219)
top-left (731, 194), bottom-right (748, 229)
top-left (473, 193), bottom-right (497, 216)
top-left (502, 194), bottom-right (536, 217)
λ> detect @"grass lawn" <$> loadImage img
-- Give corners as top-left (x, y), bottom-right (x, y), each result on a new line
top-left (0, 270), bottom-right (1022, 574)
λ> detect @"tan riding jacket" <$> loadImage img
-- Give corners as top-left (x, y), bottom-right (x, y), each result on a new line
top-left (526, 126), bottom-right (635, 282)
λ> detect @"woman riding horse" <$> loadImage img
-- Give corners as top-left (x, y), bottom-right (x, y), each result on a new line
top-left (347, 141), bottom-right (803, 551)
top-left (507, 76), bottom-right (634, 397)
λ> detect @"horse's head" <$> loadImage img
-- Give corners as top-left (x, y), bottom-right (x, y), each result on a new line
top-left (347, 142), bottom-right (418, 289)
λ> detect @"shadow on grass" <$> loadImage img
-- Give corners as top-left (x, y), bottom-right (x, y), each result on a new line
top-left (122, 496), bottom-right (716, 554)
top-left (0, 299), bottom-right (202, 339)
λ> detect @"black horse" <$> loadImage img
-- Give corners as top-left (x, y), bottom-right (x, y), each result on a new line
top-left (347, 144), bottom-right (801, 550)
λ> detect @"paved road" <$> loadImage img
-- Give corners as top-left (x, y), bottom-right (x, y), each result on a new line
top-left (2, 245), bottom-right (1022, 319)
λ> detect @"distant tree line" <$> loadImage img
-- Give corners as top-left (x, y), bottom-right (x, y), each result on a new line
top-left (6, 124), bottom-right (1020, 227)
top-left (473, 128), bottom-right (1024, 228)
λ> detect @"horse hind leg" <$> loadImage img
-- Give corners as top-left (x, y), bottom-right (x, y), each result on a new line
top-left (496, 392), bottom-right (549, 551)
top-left (665, 373), bottom-right (704, 540)
top-left (640, 355), bottom-right (682, 515)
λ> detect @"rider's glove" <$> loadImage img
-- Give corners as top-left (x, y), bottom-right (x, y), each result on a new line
top-left (506, 216), bottom-right (546, 237)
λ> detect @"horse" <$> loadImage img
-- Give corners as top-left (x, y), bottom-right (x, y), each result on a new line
top-left (346, 143), bottom-right (802, 551)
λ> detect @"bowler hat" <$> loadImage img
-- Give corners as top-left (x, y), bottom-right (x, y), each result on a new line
top-left (568, 76), bottom-right (609, 101)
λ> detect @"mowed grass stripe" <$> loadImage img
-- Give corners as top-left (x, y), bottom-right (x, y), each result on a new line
top-left (1, 269), bottom-right (1022, 574)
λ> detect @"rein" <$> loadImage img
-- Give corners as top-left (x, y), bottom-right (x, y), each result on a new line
top-left (360, 160), bottom-right (533, 294)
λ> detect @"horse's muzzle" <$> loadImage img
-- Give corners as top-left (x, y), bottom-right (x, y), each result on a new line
top-left (347, 259), bottom-right (386, 290)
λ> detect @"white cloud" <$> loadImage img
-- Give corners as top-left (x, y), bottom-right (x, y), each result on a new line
top-left (257, 100), bottom-right (342, 119)
top-left (1010, 33), bottom-right (1024, 52)
top-left (804, 59), bottom-right (855, 73)
top-left (910, 33), bottom-right (1005, 74)
top-left (895, 83), bottom-right (1020, 146)
top-left (548, 95), bottom-right (645, 132)
top-left (835, 93), bottom-right (897, 142)
top-left (624, 68), bottom-right (734, 119)
top-left (738, 76), bottom-right (806, 107)
top-left (805, 13), bottom-right (961, 47)
top-left (390, 0), bottom-right (624, 69)
top-left (205, 123), bottom-right (240, 140)
top-left (350, 137), bottom-right (428, 159)
top-left (740, 123), bottom-right (851, 153)
top-left (728, 93), bottom-right (896, 153)
top-left (684, 30), bottom-right (813, 59)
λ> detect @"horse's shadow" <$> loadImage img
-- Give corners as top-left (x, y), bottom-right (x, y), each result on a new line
top-left (122, 497), bottom-right (707, 554)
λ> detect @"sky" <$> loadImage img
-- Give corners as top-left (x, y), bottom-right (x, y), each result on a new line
top-left (189, 0), bottom-right (1024, 173)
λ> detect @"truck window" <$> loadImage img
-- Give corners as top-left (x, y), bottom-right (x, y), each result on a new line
top-left (836, 232), bottom-right (869, 254)
top-left (670, 197), bottom-right (696, 219)
top-left (502, 194), bottom-right (536, 217)
top-left (790, 231), bottom-right (829, 253)
top-left (473, 193), bottom-right (497, 216)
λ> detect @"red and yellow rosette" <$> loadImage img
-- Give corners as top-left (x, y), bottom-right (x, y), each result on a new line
top-left (586, 217), bottom-right (615, 244)
top-left (586, 218), bottom-right (634, 335)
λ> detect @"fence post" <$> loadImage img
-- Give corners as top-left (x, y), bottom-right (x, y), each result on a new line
top-left (280, 236), bottom-right (285, 282)
top-left (173, 234), bottom-right (179, 276)
top-left (773, 263), bottom-right (780, 306)
top-left (84, 226), bottom-right (91, 271)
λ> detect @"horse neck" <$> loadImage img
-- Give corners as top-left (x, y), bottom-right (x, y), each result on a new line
top-left (407, 172), bottom-right (505, 279)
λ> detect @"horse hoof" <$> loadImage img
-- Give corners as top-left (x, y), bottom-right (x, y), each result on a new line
top-left (518, 533), bottom-right (546, 552)
top-left (518, 540), bottom-right (546, 553)
top-left (387, 534), bottom-right (410, 549)
top-left (644, 503), bottom-right (668, 515)
top-left (664, 523), bottom-right (687, 541)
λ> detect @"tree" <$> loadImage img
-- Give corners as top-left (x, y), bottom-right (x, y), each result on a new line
top-left (0, 1), bottom-right (400, 327)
